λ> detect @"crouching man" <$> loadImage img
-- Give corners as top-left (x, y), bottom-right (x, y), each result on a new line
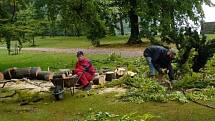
top-left (74, 51), bottom-right (96, 91)
top-left (143, 45), bottom-right (176, 83)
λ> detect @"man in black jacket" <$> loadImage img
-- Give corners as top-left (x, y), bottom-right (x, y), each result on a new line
top-left (144, 45), bottom-right (176, 82)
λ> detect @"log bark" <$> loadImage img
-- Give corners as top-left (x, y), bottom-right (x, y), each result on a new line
top-left (37, 71), bottom-right (53, 81)
top-left (3, 67), bottom-right (41, 79)
top-left (3, 67), bottom-right (17, 79)
top-left (0, 72), bottom-right (4, 81)
top-left (14, 68), bottom-right (31, 79)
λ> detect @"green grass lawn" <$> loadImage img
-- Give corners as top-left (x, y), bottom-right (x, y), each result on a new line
top-left (0, 92), bottom-right (215, 121)
top-left (0, 50), bottom-right (116, 72)
top-left (1, 50), bottom-right (215, 121)
top-left (25, 35), bottom-right (132, 48)
top-left (1, 35), bottom-right (149, 49)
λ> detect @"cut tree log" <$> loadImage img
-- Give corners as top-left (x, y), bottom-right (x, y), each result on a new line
top-left (0, 72), bottom-right (4, 81)
top-left (3, 67), bottom-right (41, 80)
top-left (30, 67), bottom-right (41, 79)
top-left (92, 73), bottom-right (100, 85)
top-left (3, 67), bottom-right (17, 79)
top-left (115, 68), bottom-right (126, 78)
top-left (14, 68), bottom-right (31, 79)
top-left (37, 71), bottom-right (53, 81)
top-left (105, 71), bottom-right (115, 81)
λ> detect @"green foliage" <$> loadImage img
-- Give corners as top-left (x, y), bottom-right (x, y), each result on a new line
top-left (120, 74), bottom-right (215, 103)
top-left (120, 76), bottom-right (168, 103)
top-left (185, 86), bottom-right (215, 101)
top-left (166, 91), bottom-right (188, 103)
top-left (175, 72), bottom-right (215, 89)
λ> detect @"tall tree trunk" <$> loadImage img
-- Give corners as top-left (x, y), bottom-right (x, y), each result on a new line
top-left (11, 0), bottom-right (16, 22)
top-left (74, 25), bottom-right (81, 37)
top-left (119, 13), bottom-right (124, 35)
top-left (32, 35), bottom-right (35, 46)
top-left (127, 0), bottom-right (142, 44)
top-left (64, 27), bottom-right (67, 36)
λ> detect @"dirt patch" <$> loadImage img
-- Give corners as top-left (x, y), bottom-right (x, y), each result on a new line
top-left (21, 48), bottom-right (144, 57)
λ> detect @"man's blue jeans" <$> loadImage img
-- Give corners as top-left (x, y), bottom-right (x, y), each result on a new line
top-left (145, 57), bottom-right (156, 76)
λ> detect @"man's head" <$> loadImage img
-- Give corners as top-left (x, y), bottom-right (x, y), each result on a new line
top-left (77, 51), bottom-right (84, 60)
top-left (167, 48), bottom-right (177, 60)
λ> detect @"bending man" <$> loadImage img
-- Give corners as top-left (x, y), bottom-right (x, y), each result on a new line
top-left (144, 45), bottom-right (176, 82)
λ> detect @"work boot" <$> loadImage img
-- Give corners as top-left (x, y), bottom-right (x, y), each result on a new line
top-left (83, 83), bottom-right (92, 91)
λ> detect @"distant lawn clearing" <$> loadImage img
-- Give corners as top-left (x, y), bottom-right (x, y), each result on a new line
top-left (0, 50), bottom-right (114, 72)
top-left (26, 35), bottom-right (131, 48)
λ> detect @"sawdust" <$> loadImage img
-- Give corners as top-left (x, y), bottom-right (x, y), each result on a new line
top-left (1, 79), bottom-right (127, 95)
top-left (0, 79), bottom-right (53, 92)
top-left (98, 87), bottom-right (127, 95)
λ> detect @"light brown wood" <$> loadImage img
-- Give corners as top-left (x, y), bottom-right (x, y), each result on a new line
top-left (0, 72), bottom-right (4, 80)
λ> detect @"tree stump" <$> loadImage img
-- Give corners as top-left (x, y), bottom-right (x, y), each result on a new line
top-left (92, 73), bottom-right (100, 85)
top-left (105, 71), bottom-right (115, 81)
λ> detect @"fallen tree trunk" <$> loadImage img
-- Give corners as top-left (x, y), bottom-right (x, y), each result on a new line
top-left (37, 71), bottom-right (53, 81)
top-left (0, 72), bottom-right (4, 80)
top-left (3, 67), bottom-right (42, 79)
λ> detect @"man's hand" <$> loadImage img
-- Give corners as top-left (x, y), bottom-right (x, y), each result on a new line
top-left (160, 69), bottom-right (168, 74)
